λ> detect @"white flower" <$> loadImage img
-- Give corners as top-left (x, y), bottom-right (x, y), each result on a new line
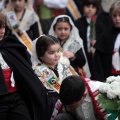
top-left (99, 76), bottom-right (120, 99)
top-left (107, 89), bottom-right (117, 99)
top-left (106, 76), bottom-right (117, 83)
top-left (99, 83), bottom-right (109, 93)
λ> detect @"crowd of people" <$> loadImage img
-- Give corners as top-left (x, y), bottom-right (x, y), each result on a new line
top-left (0, 0), bottom-right (120, 120)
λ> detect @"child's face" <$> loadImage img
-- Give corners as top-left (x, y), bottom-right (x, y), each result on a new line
top-left (12, 0), bottom-right (26, 12)
top-left (83, 4), bottom-right (97, 18)
top-left (111, 12), bottom-right (120, 28)
top-left (41, 43), bottom-right (61, 68)
top-left (0, 25), bottom-right (5, 41)
top-left (55, 22), bottom-right (71, 42)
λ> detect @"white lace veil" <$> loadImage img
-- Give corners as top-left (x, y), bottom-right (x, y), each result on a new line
top-left (31, 35), bottom-right (44, 69)
top-left (49, 14), bottom-right (83, 50)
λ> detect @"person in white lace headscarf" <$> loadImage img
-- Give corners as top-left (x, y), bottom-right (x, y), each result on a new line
top-left (31, 34), bottom-right (78, 119)
top-left (4, 0), bottom-right (42, 40)
top-left (49, 15), bottom-right (91, 78)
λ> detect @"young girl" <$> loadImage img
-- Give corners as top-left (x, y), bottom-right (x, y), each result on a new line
top-left (3, 0), bottom-right (43, 54)
top-left (32, 35), bottom-right (77, 90)
top-left (31, 35), bottom-right (78, 119)
top-left (49, 15), bottom-right (91, 78)
top-left (4, 0), bottom-right (42, 40)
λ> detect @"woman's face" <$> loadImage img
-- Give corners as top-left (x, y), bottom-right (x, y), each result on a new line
top-left (0, 25), bottom-right (5, 41)
top-left (40, 43), bottom-right (61, 68)
top-left (112, 12), bottom-right (120, 28)
top-left (55, 21), bottom-right (71, 42)
top-left (83, 4), bottom-right (97, 18)
top-left (12, 0), bottom-right (26, 12)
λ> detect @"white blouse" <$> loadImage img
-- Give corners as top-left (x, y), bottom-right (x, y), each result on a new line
top-left (0, 53), bottom-right (15, 87)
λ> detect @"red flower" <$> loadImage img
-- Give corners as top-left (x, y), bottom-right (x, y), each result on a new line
top-left (91, 15), bottom-right (96, 22)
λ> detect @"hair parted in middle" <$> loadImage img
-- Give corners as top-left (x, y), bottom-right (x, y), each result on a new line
top-left (36, 35), bottom-right (60, 60)
top-left (82, 0), bottom-right (101, 14)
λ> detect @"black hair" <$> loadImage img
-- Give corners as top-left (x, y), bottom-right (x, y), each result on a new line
top-left (53, 17), bottom-right (72, 31)
top-left (0, 13), bottom-right (6, 28)
top-left (36, 35), bottom-right (60, 60)
top-left (11, 0), bottom-right (27, 2)
top-left (60, 75), bottom-right (85, 105)
top-left (82, 0), bottom-right (100, 14)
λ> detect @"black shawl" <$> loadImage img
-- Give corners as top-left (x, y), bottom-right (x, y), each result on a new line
top-left (0, 36), bottom-right (47, 120)
top-left (92, 27), bottom-right (120, 81)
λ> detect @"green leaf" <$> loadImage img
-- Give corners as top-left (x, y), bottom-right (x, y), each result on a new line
top-left (98, 94), bottom-right (120, 110)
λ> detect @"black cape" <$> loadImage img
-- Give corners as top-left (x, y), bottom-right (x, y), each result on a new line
top-left (0, 36), bottom-right (47, 120)
top-left (75, 16), bottom-right (105, 58)
top-left (92, 27), bottom-right (120, 81)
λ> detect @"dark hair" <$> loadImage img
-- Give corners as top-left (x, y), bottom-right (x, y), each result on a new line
top-left (53, 17), bottom-right (72, 31)
top-left (0, 13), bottom-right (6, 28)
top-left (36, 35), bottom-right (60, 60)
top-left (82, 0), bottom-right (100, 14)
top-left (109, 0), bottom-right (120, 16)
top-left (11, 0), bottom-right (27, 2)
top-left (60, 75), bottom-right (85, 105)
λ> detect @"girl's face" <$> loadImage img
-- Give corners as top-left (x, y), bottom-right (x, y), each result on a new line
top-left (83, 4), bottom-right (97, 18)
top-left (41, 43), bottom-right (61, 68)
top-left (0, 25), bottom-right (5, 41)
top-left (112, 12), bottom-right (120, 28)
top-left (55, 21), bottom-right (71, 42)
top-left (12, 0), bottom-right (26, 12)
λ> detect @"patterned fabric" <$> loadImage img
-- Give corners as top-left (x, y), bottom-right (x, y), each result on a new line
top-left (34, 60), bottom-right (77, 93)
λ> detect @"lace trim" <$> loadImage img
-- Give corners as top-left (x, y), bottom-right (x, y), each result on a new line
top-left (0, 53), bottom-right (10, 69)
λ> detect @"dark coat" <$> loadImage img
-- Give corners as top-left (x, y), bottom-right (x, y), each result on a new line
top-left (92, 27), bottom-right (120, 81)
top-left (70, 48), bottom-right (86, 69)
top-left (75, 16), bottom-right (105, 58)
top-left (75, 16), bottom-right (105, 73)
top-left (0, 36), bottom-right (47, 120)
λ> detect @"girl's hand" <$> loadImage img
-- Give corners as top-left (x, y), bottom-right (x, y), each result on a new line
top-left (63, 51), bottom-right (74, 59)
top-left (91, 39), bottom-right (96, 46)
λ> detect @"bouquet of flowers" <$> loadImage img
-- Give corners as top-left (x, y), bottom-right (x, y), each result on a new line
top-left (98, 76), bottom-right (120, 120)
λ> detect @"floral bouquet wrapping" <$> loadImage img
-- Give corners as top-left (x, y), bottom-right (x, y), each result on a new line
top-left (98, 76), bottom-right (120, 120)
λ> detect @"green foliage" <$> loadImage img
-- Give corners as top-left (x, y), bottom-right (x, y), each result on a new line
top-left (98, 94), bottom-right (120, 110)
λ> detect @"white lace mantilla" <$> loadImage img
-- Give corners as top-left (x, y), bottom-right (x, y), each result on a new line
top-left (0, 53), bottom-right (10, 69)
